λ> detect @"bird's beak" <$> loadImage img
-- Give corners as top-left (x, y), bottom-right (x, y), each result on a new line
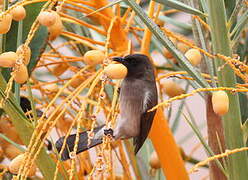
top-left (112, 57), bottom-right (125, 64)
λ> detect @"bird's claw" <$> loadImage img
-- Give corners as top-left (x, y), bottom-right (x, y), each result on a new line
top-left (104, 128), bottom-right (114, 138)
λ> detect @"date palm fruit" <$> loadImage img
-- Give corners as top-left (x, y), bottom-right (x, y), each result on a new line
top-left (162, 80), bottom-right (185, 97)
top-left (70, 74), bottom-right (85, 88)
top-left (0, 51), bottom-right (18, 67)
top-left (13, 63), bottom-right (28, 84)
top-left (16, 44), bottom-right (31, 65)
top-left (212, 91), bottom-right (229, 115)
top-left (48, 11), bottom-right (63, 40)
top-left (83, 50), bottom-right (105, 66)
top-left (38, 11), bottom-right (57, 27)
top-left (0, 14), bottom-right (12, 34)
top-left (104, 64), bottom-right (127, 79)
top-left (185, 48), bottom-right (202, 66)
top-left (11, 6), bottom-right (26, 21)
top-left (9, 153), bottom-right (37, 177)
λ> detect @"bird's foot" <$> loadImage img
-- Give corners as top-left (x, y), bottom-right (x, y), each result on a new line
top-left (104, 128), bottom-right (114, 138)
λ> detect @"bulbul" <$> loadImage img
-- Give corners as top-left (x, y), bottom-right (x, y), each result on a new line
top-left (55, 54), bottom-right (158, 161)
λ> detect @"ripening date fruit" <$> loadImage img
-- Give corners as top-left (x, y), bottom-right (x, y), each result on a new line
top-left (162, 80), bottom-right (185, 97)
top-left (212, 91), bottom-right (229, 115)
top-left (70, 74), bottom-right (85, 88)
top-left (149, 151), bottom-right (161, 169)
top-left (48, 11), bottom-right (63, 40)
top-left (16, 44), bottom-right (31, 65)
top-left (83, 50), bottom-right (105, 66)
top-left (9, 154), bottom-right (37, 177)
top-left (104, 64), bottom-right (127, 79)
top-left (38, 11), bottom-right (57, 27)
top-left (13, 63), bottom-right (29, 84)
top-left (185, 48), bottom-right (202, 66)
top-left (11, 6), bottom-right (26, 21)
top-left (0, 14), bottom-right (13, 34)
top-left (0, 51), bottom-right (18, 67)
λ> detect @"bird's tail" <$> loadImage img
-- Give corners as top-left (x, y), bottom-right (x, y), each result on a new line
top-left (55, 125), bottom-right (105, 161)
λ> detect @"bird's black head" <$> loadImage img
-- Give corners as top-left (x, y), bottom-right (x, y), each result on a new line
top-left (20, 96), bottom-right (43, 117)
top-left (113, 54), bottom-right (154, 79)
top-left (20, 97), bottom-right (32, 113)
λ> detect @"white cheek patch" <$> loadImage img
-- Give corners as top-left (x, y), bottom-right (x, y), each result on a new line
top-left (143, 90), bottom-right (151, 112)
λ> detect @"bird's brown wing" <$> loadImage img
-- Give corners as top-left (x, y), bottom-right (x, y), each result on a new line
top-left (133, 83), bottom-right (157, 154)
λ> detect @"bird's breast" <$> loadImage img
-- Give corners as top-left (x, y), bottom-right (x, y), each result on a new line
top-left (114, 79), bottom-right (146, 139)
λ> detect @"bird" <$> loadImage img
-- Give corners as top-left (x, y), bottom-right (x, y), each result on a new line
top-left (20, 96), bottom-right (52, 150)
top-left (20, 96), bottom-right (44, 117)
top-left (55, 54), bottom-right (158, 161)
